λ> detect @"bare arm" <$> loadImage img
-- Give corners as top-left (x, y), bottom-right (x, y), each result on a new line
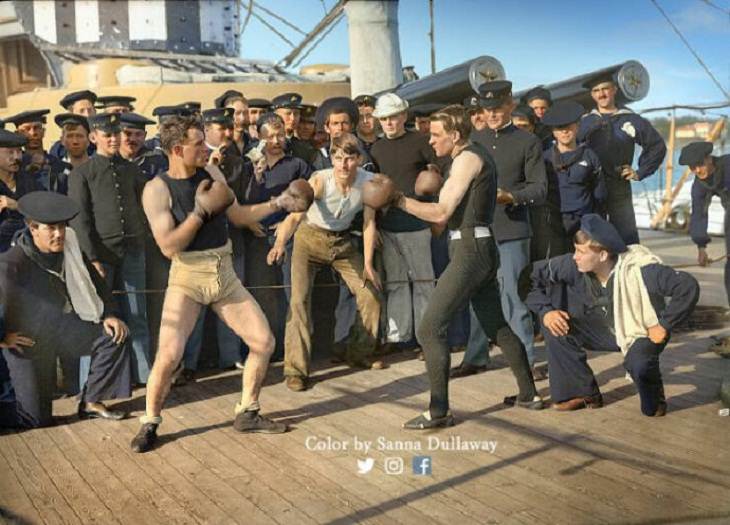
top-left (142, 178), bottom-right (203, 259)
top-left (361, 205), bottom-right (382, 290)
top-left (205, 164), bottom-right (279, 227)
top-left (397, 150), bottom-right (482, 224)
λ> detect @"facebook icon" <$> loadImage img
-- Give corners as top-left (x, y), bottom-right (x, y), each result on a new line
top-left (412, 456), bottom-right (432, 475)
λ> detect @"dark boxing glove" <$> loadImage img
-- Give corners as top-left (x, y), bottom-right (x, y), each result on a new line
top-left (273, 179), bottom-right (315, 213)
top-left (193, 179), bottom-right (235, 220)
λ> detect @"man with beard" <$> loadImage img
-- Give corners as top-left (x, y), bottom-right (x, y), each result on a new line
top-left (578, 73), bottom-right (666, 245)
top-left (0, 191), bottom-right (132, 428)
top-left (0, 130), bottom-right (43, 253)
top-left (4, 110), bottom-right (70, 195)
top-left (54, 114), bottom-right (91, 169)
top-left (50, 90), bottom-right (97, 159)
top-left (131, 115), bottom-right (310, 452)
top-left (272, 92), bottom-right (316, 164)
top-left (119, 113), bottom-right (168, 181)
top-left (68, 113), bottom-right (152, 387)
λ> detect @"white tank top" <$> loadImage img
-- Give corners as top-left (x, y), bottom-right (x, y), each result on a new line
top-left (305, 168), bottom-right (373, 232)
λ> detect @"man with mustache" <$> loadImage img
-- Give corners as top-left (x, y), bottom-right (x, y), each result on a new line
top-left (68, 113), bottom-right (152, 388)
top-left (4, 110), bottom-right (70, 195)
top-left (119, 113), bottom-right (168, 181)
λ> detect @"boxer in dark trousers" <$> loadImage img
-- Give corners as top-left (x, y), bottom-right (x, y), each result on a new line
top-left (526, 214), bottom-right (699, 416)
top-left (382, 105), bottom-right (541, 429)
top-left (679, 141), bottom-right (730, 306)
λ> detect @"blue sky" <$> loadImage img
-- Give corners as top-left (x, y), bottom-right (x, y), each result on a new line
top-left (240, 0), bottom-right (729, 115)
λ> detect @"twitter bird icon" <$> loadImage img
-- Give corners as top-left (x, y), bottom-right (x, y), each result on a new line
top-left (357, 458), bottom-right (374, 474)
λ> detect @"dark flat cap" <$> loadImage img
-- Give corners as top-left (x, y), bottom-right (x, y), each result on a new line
top-left (247, 98), bottom-right (271, 109)
top-left (541, 100), bottom-right (584, 127)
top-left (54, 113), bottom-right (90, 132)
top-left (152, 105), bottom-right (193, 118)
top-left (315, 97), bottom-right (358, 131)
top-left (271, 92), bottom-right (303, 110)
top-left (678, 142), bottom-right (713, 166)
top-left (120, 112), bottom-right (155, 130)
top-left (18, 191), bottom-right (79, 224)
top-left (580, 214), bottom-right (628, 253)
top-left (523, 86), bottom-right (552, 104)
top-left (4, 109), bottom-right (50, 127)
top-left (178, 101), bottom-right (201, 112)
top-left (463, 95), bottom-right (481, 109)
top-left (0, 129), bottom-right (28, 148)
top-left (582, 72), bottom-right (615, 90)
top-left (60, 90), bottom-right (97, 109)
top-left (353, 94), bottom-right (377, 108)
top-left (478, 80), bottom-right (513, 109)
top-left (96, 96), bottom-right (136, 109)
top-left (512, 104), bottom-right (537, 124)
top-left (214, 90), bottom-right (245, 109)
top-left (299, 104), bottom-right (317, 122)
top-left (202, 107), bottom-right (234, 125)
top-left (88, 113), bottom-right (122, 133)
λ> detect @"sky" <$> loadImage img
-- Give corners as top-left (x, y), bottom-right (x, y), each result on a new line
top-left (239, 0), bottom-right (730, 117)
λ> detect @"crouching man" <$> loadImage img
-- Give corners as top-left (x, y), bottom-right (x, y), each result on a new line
top-left (526, 214), bottom-right (699, 416)
top-left (0, 191), bottom-right (131, 428)
top-left (268, 133), bottom-right (382, 392)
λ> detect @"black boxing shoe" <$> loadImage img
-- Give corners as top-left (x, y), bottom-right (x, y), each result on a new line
top-left (131, 423), bottom-right (159, 453)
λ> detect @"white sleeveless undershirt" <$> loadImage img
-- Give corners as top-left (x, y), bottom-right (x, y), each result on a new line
top-left (305, 168), bottom-right (373, 232)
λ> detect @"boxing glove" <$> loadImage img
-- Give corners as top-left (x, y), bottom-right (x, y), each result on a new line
top-left (193, 179), bottom-right (235, 220)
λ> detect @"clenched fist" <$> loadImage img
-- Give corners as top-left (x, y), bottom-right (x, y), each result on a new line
top-left (193, 179), bottom-right (235, 220)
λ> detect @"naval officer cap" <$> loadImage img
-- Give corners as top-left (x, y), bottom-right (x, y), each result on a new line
top-left (353, 94), bottom-right (377, 108)
top-left (59, 90), bottom-right (97, 109)
top-left (178, 101), bottom-right (201, 112)
top-left (541, 100), bottom-right (585, 127)
top-left (679, 142), bottom-right (713, 166)
top-left (54, 113), bottom-right (90, 132)
top-left (247, 98), bottom-right (271, 109)
top-left (512, 104), bottom-right (537, 124)
top-left (88, 113), bottom-right (122, 133)
top-left (202, 107), bottom-right (235, 125)
top-left (120, 113), bottom-right (155, 130)
top-left (478, 80), bottom-right (513, 109)
top-left (524, 86), bottom-right (552, 104)
top-left (582, 71), bottom-right (615, 90)
top-left (463, 95), bottom-right (481, 110)
top-left (579, 214), bottom-right (628, 253)
top-left (214, 90), bottom-right (245, 109)
top-left (0, 129), bottom-right (28, 148)
top-left (299, 104), bottom-right (317, 122)
top-left (152, 105), bottom-right (193, 118)
top-left (4, 109), bottom-right (51, 127)
top-left (96, 95), bottom-right (136, 110)
top-left (271, 92), bottom-right (303, 110)
top-left (315, 97), bottom-right (359, 131)
top-left (18, 191), bottom-right (80, 224)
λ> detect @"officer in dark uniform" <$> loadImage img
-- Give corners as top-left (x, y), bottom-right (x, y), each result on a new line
top-left (95, 95), bottom-right (136, 114)
top-left (247, 98), bottom-right (271, 141)
top-left (50, 90), bottom-right (97, 159)
top-left (119, 113), bottom-right (168, 181)
top-left (271, 92), bottom-right (316, 164)
top-left (680, 141), bottom-right (730, 306)
top-left (0, 191), bottom-right (131, 428)
top-left (578, 72), bottom-right (666, 245)
top-left (0, 130), bottom-right (43, 253)
top-left (146, 105), bottom-right (194, 153)
top-left (4, 110), bottom-right (70, 195)
top-left (522, 86), bottom-right (553, 149)
top-left (538, 100), bottom-right (606, 256)
top-left (526, 214), bottom-right (699, 416)
top-left (68, 113), bottom-right (151, 386)
top-left (468, 80), bottom-right (546, 369)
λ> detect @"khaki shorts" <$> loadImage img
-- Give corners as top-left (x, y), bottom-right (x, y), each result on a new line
top-left (167, 240), bottom-right (248, 305)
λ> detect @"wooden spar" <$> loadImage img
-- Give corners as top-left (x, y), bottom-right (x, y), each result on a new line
top-left (664, 110), bottom-right (676, 201)
top-left (429, 0), bottom-right (436, 74)
top-left (649, 117), bottom-right (726, 228)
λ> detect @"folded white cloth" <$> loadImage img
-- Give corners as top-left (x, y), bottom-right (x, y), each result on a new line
top-left (63, 227), bottom-right (104, 323)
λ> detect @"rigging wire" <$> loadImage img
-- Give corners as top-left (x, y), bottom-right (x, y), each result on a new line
top-left (252, 1), bottom-right (308, 36)
top-left (251, 10), bottom-right (297, 48)
top-left (239, 0), bottom-right (254, 37)
top-left (697, 0), bottom-right (730, 16)
top-left (650, 0), bottom-right (730, 100)
top-left (292, 13), bottom-right (344, 69)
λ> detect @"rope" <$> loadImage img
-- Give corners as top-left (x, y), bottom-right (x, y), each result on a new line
top-left (671, 253), bottom-right (729, 269)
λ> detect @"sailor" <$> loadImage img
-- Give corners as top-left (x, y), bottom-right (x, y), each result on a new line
top-left (119, 112), bottom-right (168, 181)
top-left (4, 110), bottom-right (70, 195)
top-left (214, 90), bottom-right (252, 155)
top-left (526, 214), bottom-right (699, 416)
top-left (247, 98), bottom-right (271, 141)
top-left (95, 95), bottom-right (136, 114)
top-left (53, 113), bottom-right (91, 170)
top-left (679, 141), bottom-right (730, 306)
top-left (271, 92), bottom-right (316, 164)
top-left (178, 101), bottom-right (202, 118)
top-left (577, 72), bottom-right (666, 245)
top-left (538, 100), bottom-right (606, 256)
top-left (354, 94), bottom-right (379, 151)
top-left (146, 105), bottom-right (194, 153)
top-left (0, 191), bottom-right (132, 428)
top-left (522, 86), bottom-right (554, 148)
top-left (313, 97), bottom-right (374, 171)
top-left (511, 104), bottom-right (537, 134)
top-left (297, 104), bottom-right (317, 143)
top-left (49, 90), bottom-right (97, 159)
top-left (0, 130), bottom-right (43, 253)
top-left (68, 113), bottom-right (152, 386)
top-left (464, 95), bottom-right (488, 131)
